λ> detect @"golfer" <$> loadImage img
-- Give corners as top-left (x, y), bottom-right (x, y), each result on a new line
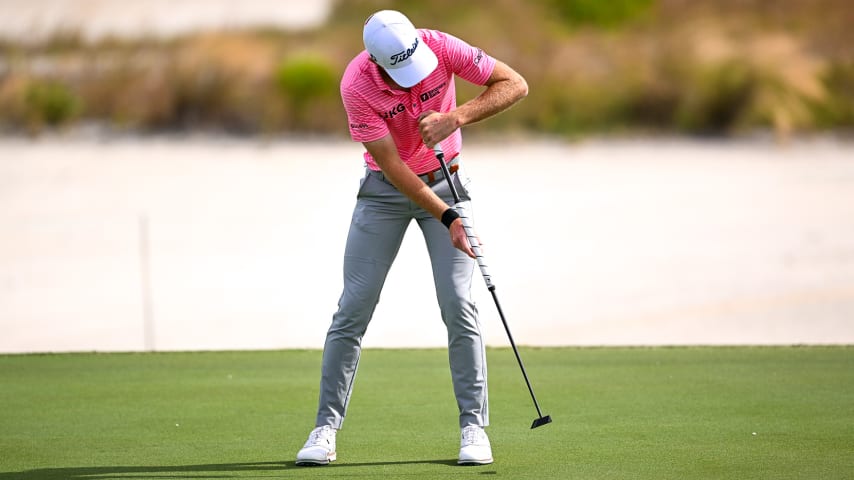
top-left (296, 9), bottom-right (527, 466)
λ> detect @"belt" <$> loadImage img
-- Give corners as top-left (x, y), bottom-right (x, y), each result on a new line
top-left (372, 156), bottom-right (460, 185)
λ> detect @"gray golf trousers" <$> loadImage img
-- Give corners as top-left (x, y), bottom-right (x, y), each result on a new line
top-left (315, 161), bottom-right (488, 430)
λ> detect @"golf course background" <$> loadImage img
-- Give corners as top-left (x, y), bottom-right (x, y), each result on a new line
top-left (1, 0), bottom-right (853, 138)
top-left (2, 1), bottom-right (853, 352)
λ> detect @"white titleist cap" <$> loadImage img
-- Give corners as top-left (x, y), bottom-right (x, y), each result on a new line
top-left (363, 10), bottom-right (438, 88)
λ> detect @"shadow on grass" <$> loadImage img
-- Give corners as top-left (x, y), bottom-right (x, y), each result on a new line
top-left (0, 459), bottom-right (472, 479)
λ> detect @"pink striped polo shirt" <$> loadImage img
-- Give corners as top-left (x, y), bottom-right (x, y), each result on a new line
top-left (340, 29), bottom-right (496, 174)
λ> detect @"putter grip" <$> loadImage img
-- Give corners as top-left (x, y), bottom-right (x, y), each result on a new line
top-left (433, 144), bottom-right (496, 290)
top-left (456, 207), bottom-right (495, 290)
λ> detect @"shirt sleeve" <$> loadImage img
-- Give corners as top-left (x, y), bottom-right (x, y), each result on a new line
top-left (438, 31), bottom-right (496, 86)
top-left (341, 84), bottom-right (388, 143)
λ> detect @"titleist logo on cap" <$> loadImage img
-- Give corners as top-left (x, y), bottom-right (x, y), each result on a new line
top-left (389, 38), bottom-right (419, 66)
top-left (363, 10), bottom-right (438, 87)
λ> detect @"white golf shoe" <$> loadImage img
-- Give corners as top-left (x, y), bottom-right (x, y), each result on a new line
top-left (295, 425), bottom-right (337, 466)
top-left (458, 425), bottom-right (493, 465)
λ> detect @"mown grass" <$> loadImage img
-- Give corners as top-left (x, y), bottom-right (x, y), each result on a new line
top-left (1, 347), bottom-right (852, 479)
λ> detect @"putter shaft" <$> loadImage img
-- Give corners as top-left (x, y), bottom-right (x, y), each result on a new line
top-left (433, 144), bottom-right (551, 429)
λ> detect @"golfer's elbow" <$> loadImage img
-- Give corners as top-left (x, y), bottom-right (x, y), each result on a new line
top-left (502, 67), bottom-right (527, 105)
top-left (513, 73), bottom-right (529, 102)
top-left (490, 61), bottom-right (528, 104)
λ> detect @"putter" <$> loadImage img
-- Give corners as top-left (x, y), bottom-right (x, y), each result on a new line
top-left (433, 144), bottom-right (552, 430)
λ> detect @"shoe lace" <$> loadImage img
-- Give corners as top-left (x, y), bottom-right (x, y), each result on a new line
top-left (306, 425), bottom-right (334, 447)
top-left (462, 426), bottom-right (482, 446)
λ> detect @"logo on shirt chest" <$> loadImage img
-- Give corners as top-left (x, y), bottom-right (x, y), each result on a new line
top-left (382, 103), bottom-right (406, 120)
top-left (380, 81), bottom-right (447, 121)
top-left (419, 82), bottom-right (447, 102)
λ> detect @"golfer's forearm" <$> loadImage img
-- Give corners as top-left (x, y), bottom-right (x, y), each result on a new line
top-left (453, 61), bottom-right (528, 127)
top-left (364, 137), bottom-right (449, 219)
top-left (454, 83), bottom-right (525, 126)
top-left (380, 162), bottom-right (448, 219)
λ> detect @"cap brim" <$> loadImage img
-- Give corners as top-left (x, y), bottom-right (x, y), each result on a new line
top-left (386, 43), bottom-right (438, 88)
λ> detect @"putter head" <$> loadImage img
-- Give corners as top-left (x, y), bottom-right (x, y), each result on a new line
top-left (531, 415), bottom-right (552, 429)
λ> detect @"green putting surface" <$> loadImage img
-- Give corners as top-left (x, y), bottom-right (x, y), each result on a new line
top-left (1, 347), bottom-right (852, 479)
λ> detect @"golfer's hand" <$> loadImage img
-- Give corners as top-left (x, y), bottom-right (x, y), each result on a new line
top-left (450, 218), bottom-right (480, 259)
top-left (418, 110), bottom-right (458, 148)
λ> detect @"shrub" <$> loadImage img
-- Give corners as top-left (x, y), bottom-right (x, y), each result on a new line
top-left (674, 61), bottom-right (756, 134)
top-left (24, 80), bottom-right (83, 130)
top-left (274, 55), bottom-right (339, 130)
top-left (813, 62), bottom-right (854, 127)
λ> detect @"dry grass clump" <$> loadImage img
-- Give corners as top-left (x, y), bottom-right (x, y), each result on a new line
top-left (0, 30), bottom-right (346, 135)
top-left (544, 25), bottom-right (834, 137)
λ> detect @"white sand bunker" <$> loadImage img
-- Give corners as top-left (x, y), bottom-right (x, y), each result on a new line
top-left (1, 136), bottom-right (853, 352)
